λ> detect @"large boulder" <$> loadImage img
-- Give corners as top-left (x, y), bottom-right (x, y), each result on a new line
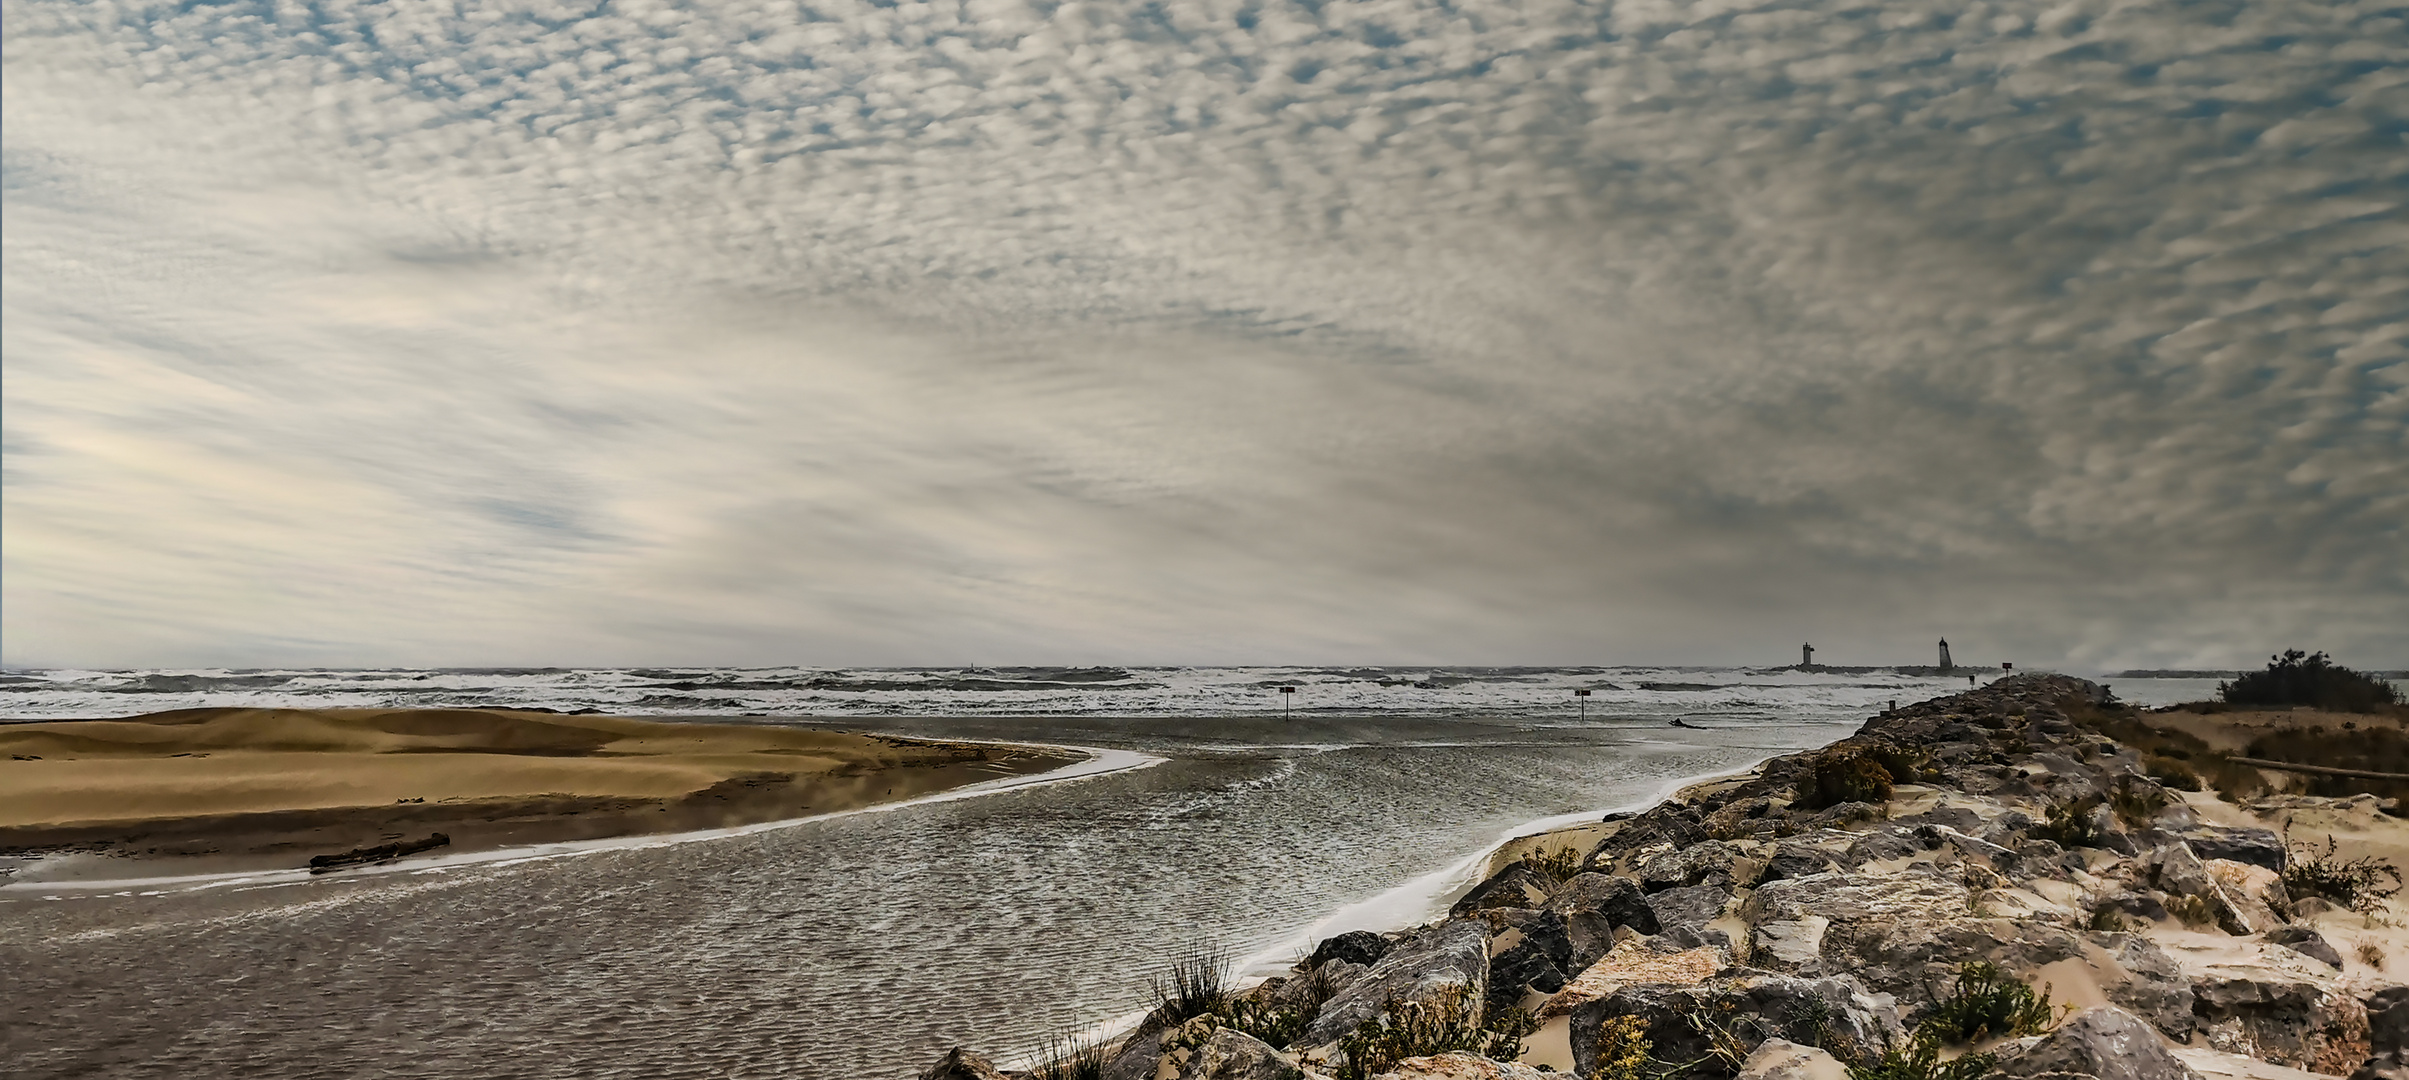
top-left (1735, 1039), bottom-right (1849, 1080)
top-left (2266, 926), bottom-right (2344, 970)
top-left (1993, 1005), bottom-right (2202, 1080)
top-left (1368, 1052), bottom-right (1554, 1079)
top-left (2192, 957), bottom-right (2372, 1075)
top-left (2182, 826), bottom-right (2288, 873)
top-left (2354, 986), bottom-right (2409, 1080)
top-left (1173, 1028), bottom-right (1301, 1080)
top-left (918, 1048), bottom-right (1011, 1080)
top-left (1568, 971), bottom-right (1900, 1079)
top-left (1547, 873), bottom-right (1659, 934)
top-left (1759, 846), bottom-right (1839, 885)
top-left (1311, 931), bottom-right (1392, 970)
top-left (1297, 919), bottom-right (1489, 1049)
top-left (1452, 864), bottom-right (1554, 915)
top-left (1646, 884), bottom-right (1735, 947)
top-left (1484, 909), bottom-right (1574, 1015)
top-left (1636, 840), bottom-right (1740, 892)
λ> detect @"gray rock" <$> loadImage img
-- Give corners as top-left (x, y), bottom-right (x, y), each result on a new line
top-left (2268, 925), bottom-right (2345, 969)
top-left (919, 1048), bottom-right (1011, 1080)
top-left (1565, 910), bottom-right (1618, 972)
top-left (1451, 864), bottom-right (1552, 915)
top-left (1297, 919), bottom-right (1488, 1049)
top-left (1367, 1053), bottom-right (1555, 1079)
top-left (1735, 1039), bottom-right (1848, 1080)
top-left (2088, 931), bottom-right (2198, 1040)
top-left (1759, 846), bottom-right (1837, 885)
top-left (1568, 972), bottom-right (1900, 1077)
top-left (1636, 840), bottom-right (1739, 892)
top-left (1176, 1029), bottom-right (1301, 1080)
top-left (2193, 964), bottom-right (2372, 1074)
top-left (2146, 841), bottom-right (2215, 898)
top-left (2184, 826), bottom-right (2287, 873)
top-left (2357, 987), bottom-right (2409, 1080)
top-left (1310, 930), bottom-right (1391, 970)
top-left (1484, 909), bottom-right (1573, 1013)
top-left (1547, 872), bottom-right (1659, 934)
top-left (1842, 827), bottom-right (1927, 867)
top-left (1103, 1029), bottom-right (1167, 1080)
top-left (1993, 1006), bottom-right (2201, 1080)
top-left (1646, 884), bottom-right (1733, 945)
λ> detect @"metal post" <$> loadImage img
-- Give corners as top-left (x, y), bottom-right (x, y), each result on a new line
top-left (1574, 687), bottom-right (1591, 720)
top-left (1279, 685), bottom-right (1295, 720)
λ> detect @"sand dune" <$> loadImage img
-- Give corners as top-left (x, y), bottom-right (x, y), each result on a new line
top-left (0, 708), bottom-right (1075, 877)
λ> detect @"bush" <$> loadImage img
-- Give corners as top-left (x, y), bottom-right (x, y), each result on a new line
top-left (2221, 650), bottom-right (2403, 713)
top-left (1334, 985), bottom-right (1538, 1080)
top-left (2146, 757), bottom-right (2203, 791)
top-left (2110, 774), bottom-right (2171, 826)
top-left (1591, 1015), bottom-right (1654, 1080)
top-left (2029, 797), bottom-right (2102, 848)
top-left (1518, 845), bottom-right (1584, 883)
top-left (1799, 748), bottom-right (1896, 810)
top-left (2284, 834), bottom-right (2405, 914)
top-left (1916, 962), bottom-right (2059, 1045)
top-left (1847, 1038), bottom-right (1996, 1080)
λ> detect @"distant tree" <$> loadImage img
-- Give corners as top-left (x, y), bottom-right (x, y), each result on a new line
top-left (2219, 650), bottom-right (2402, 713)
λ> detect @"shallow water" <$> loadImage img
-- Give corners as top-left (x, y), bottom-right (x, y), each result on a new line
top-left (2, 669), bottom-right (2193, 1078)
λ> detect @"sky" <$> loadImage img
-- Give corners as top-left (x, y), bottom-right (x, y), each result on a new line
top-left (2, 0), bottom-right (2402, 672)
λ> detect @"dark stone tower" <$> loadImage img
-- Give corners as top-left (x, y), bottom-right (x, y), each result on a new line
top-left (1801, 642), bottom-right (1816, 668)
top-left (1938, 639), bottom-right (1954, 673)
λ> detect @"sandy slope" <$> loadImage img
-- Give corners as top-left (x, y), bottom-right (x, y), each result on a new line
top-left (0, 708), bottom-right (1074, 876)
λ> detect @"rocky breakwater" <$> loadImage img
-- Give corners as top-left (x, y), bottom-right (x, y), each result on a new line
top-left (921, 674), bottom-right (2409, 1080)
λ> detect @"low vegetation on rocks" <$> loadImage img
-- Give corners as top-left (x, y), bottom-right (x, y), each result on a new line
top-left (1330, 985), bottom-right (1537, 1080)
top-left (2286, 832), bottom-right (2406, 914)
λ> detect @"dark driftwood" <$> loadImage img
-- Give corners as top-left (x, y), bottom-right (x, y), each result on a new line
top-left (309, 832), bottom-right (451, 873)
top-left (2229, 757), bottom-right (2409, 782)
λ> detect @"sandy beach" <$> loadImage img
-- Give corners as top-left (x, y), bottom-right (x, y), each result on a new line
top-left (0, 707), bottom-right (1077, 880)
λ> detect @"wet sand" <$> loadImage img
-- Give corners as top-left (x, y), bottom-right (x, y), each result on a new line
top-left (0, 707), bottom-right (1077, 881)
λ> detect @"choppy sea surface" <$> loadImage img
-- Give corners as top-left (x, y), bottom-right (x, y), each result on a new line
top-left (0, 668), bottom-right (2213, 1078)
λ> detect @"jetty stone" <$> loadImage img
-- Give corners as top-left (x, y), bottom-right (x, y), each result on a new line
top-left (1547, 872), bottom-right (1659, 935)
top-left (2355, 986), bottom-right (2409, 1080)
top-left (1173, 1029), bottom-right (1301, 1080)
top-left (1993, 1005), bottom-right (2202, 1080)
top-left (1298, 918), bottom-right (1488, 1049)
top-left (1310, 931), bottom-right (1392, 970)
top-left (919, 1048), bottom-right (1011, 1080)
top-left (1568, 971), bottom-right (1900, 1078)
top-left (1452, 864), bottom-right (1552, 915)
top-left (1368, 1052), bottom-right (1554, 1079)
top-left (1735, 1039), bottom-right (1849, 1080)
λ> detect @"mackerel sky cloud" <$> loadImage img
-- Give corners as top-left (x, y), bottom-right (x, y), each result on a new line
top-left (2, 0), bottom-right (2403, 669)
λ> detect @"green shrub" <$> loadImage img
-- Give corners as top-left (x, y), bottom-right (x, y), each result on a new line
top-left (1846, 1038), bottom-right (1995, 1080)
top-left (1334, 985), bottom-right (1538, 1080)
top-left (2110, 774), bottom-right (2171, 826)
top-left (1519, 845), bottom-right (1584, 883)
top-left (1591, 1015), bottom-right (1654, 1080)
top-left (2285, 833), bottom-right (2405, 914)
top-left (2221, 650), bottom-right (2403, 712)
top-left (2146, 758), bottom-right (2203, 791)
top-left (1149, 947), bottom-right (1232, 1026)
top-left (2029, 797), bottom-right (2102, 848)
top-left (1916, 962), bottom-right (2059, 1045)
top-left (1799, 748), bottom-right (1896, 810)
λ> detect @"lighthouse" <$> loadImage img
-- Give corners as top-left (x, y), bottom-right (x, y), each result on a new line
top-left (1938, 639), bottom-right (1954, 673)
top-left (1801, 642), bottom-right (1816, 668)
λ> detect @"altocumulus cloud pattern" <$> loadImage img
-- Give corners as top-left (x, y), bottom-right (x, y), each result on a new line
top-left (1, 0), bottom-right (2403, 668)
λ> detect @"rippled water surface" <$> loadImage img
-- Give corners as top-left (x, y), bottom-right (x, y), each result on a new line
top-left (2, 669), bottom-right (2199, 1078)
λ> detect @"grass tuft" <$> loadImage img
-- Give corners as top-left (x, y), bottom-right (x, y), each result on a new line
top-left (1333, 984), bottom-right (1537, 1080)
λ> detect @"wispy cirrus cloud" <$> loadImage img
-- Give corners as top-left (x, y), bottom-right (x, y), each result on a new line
top-left (3, 0), bottom-right (2402, 669)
